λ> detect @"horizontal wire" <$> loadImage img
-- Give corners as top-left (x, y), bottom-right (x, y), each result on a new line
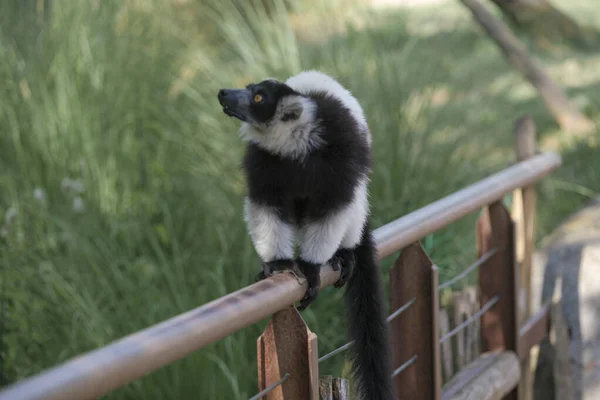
top-left (386, 297), bottom-right (417, 323)
top-left (318, 297), bottom-right (416, 363)
top-left (439, 295), bottom-right (500, 344)
top-left (318, 341), bottom-right (354, 363)
top-left (248, 373), bottom-right (290, 400)
top-left (438, 247), bottom-right (499, 291)
top-left (391, 355), bottom-right (418, 378)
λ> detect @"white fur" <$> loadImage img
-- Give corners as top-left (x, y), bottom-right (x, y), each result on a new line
top-left (244, 198), bottom-right (295, 262)
top-left (239, 96), bottom-right (323, 160)
top-left (285, 70), bottom-right (372, 146)
top-left (341, 177), bottom-right (369, 249)
top-left (300, 177), bottom-right (369, 264)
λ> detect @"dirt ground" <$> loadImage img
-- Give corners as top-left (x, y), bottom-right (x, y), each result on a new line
top-left (531, 196), bottom-right (600, 400)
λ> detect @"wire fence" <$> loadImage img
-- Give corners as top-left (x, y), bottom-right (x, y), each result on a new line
top-left (439, 295), bottom-right (500, 344)
top-left (248, 373), bottom-right (290, 400)
top-left (0, 146), bottom-right (562, 400)
top-left (318, 245), bottom-right (497, 372)
top-left (438, 247), bottom-right (499, 291)
top-left (247, 242), bottom-right (507, 399)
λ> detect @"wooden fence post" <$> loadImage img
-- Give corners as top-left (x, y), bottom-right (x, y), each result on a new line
top-left (319, 376), bottom-right (349, 400)
top-left (439, 308), bottom-right (454, 382)
top-left (511, 116), bottom-right (537, 400)
top-left (477, 201), bottom-right (519, 400)
top-left (257, 306), bottom-right (319, 399)
top-left (390, 242), bottom-right (441, 400)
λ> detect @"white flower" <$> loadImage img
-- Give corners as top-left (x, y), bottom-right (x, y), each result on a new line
top-left (72, 196), bottom-right (86, 213)
top-left (61, 178), bottom-right (85, 194)
top-left (33, 187), bottom-right (47, 203)
top-left (4, 207), bottom-right (17, 224)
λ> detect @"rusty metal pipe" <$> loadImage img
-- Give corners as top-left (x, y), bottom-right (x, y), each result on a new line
top-left (0, 152), bottom-right (561, 400)
top-left (374, 152), bottom-right (561, 259)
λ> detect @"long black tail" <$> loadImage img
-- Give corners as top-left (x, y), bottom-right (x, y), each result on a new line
top-left (344, 220), bottom-right (396, 400)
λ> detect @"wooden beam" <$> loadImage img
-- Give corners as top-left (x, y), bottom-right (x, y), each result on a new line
top-left (518, 303), bottom-right (550, 359)
top-left (477, 201), bottom-right (519, 400)
top-left (319, 376), bottom-right (349, 400)
top-left (511, 115), bottom-right (538, 400)
top-left (390, 242), bottom-right (441, 400)
top-left (459, 0), bottom-right (595, 134)
top-left (257, 306), bottom-right (319, 399)
top-left (442, 351), bottom-right (521, 400)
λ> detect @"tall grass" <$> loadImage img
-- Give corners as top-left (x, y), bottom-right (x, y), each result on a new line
top-left (1, 0), bottom-right (598, 398)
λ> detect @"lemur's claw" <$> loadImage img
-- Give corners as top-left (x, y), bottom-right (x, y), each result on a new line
top-left (296, 259), bottom-right (321, 311)
top-left (254, 270), bottom-right (266, 282)
top-left (329, 248), bottom-right (355, 289)
top-left (298, 284), bottom-right (319, 311)
top-left (256, 259), bottom-right (296, 282)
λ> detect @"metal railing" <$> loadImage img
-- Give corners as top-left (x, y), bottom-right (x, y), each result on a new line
top-left (0, 150), bottom-right (561, 400)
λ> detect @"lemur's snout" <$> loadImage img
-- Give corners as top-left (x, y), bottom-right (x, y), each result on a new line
top-left (217, 89), bottom-right (232, 106)
top-left (218, 88), bottom-right (252, 122)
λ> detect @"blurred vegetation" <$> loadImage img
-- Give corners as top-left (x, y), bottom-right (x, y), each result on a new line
top-left (0, 0), bottom-right (598, 398)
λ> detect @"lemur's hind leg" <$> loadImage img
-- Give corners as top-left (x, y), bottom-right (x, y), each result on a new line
top-left (330, 179), bottom-right (368, 288)
top-left (244, 199), bottom-right (297, 282)
top-left (298, 210), bottom-right (352, 310)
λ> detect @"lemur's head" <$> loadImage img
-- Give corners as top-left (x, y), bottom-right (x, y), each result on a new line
top-left (218, 78), bottom-right (321, 159)
top-left (218, 79), bottom-right (312, 126)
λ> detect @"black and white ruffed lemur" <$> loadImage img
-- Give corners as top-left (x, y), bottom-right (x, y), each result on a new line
top-left (217, 71), bottom-right (395, 400)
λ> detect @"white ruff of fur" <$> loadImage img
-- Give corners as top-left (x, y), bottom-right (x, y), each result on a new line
top-left (285, 70), bottom-right (372, 147)
top-left (300, 177), bottom-right (369, 264)
top-left (239, 96), bottom-right (323, 160)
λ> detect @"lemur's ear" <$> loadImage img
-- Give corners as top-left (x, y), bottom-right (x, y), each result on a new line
top-left (280, 99), bottom-right (304, 122)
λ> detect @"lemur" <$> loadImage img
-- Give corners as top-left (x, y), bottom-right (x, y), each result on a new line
top-left (218, 71), bottom-right (395, 400)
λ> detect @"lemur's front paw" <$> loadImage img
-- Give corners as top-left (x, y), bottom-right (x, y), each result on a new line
top-left (255, 259), bottom-right (296, 282)
top-left (296, 259), bottom-right (321, 311)
top-left (329, 248), bottom-right (355, 289)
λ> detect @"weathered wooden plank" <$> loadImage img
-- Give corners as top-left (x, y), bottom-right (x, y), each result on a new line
top-left (319, 376), bottom-right (349, 400)
top-left (464, 288), bottom-right (480, 364)
top-left (477, 201), bottom-right (519, 400)
top-left (511, 115), bottom-right (538, 400)
top-left (453, 292), bottom-right (474, 369)
top-left (440, 308), bottom-right (454, 382)
top-left (257, 306), bottom-right (318, 399)
top-left (551, 303), bottom-right (574, 400)
top-left (518, 303), bottom-right (550, 360)
top-left (390, 242), bottom-right (441, 400)
top-left (442, 351), bottom-right (521, 400)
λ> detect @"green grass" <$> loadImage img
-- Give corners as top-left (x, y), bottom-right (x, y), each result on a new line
top-left (1, 0), bottom-right (599, 398)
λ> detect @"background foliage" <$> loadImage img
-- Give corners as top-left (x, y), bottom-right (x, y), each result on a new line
top-left (1, 0), bottom-right (599, 398)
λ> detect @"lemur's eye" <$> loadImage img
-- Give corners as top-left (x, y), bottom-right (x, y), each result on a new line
top-left (254, 94), bottom-right (263, 103)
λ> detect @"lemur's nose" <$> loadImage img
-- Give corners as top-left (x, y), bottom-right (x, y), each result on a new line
top-left (218, 89), bottom-right (228, 98)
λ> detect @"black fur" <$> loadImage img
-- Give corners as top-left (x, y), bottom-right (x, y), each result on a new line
top-left (346, 220), bottom-right (395, 400)
top-left (296, 259), bottom-right (321, 310)
top-left (243, 91), bottom-right (371, 225)
top-left (329, 247), bottom-right (355, 288)
top-left (244, 80), bottom-right (299, 123)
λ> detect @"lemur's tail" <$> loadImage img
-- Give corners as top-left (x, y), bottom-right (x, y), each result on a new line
top-left (344, 220), bottom-right (396, 400)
